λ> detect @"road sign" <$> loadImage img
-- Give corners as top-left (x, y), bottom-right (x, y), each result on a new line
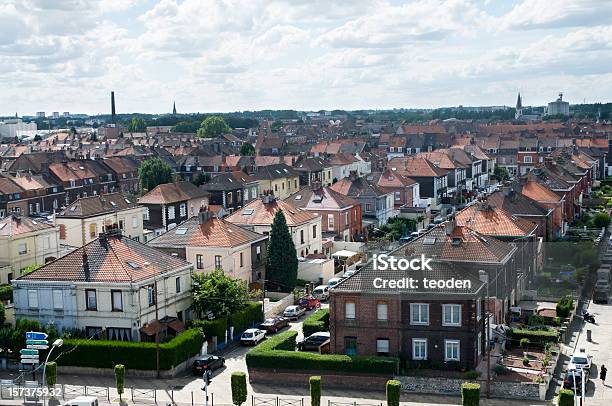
top-left (20, 359), bottom-right (39, 364)
top-left (20, 354), bottom-right (39, 359)
top-left (19, 349), bottom-right (38, 356)
top-left (27, 345), bottom-right (49, 350)
top-left (25, 332), bottom-right (48, 340)
top-left (26, 339), bottom-right (48, 346)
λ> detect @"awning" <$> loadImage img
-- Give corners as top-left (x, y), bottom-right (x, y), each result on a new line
top-left (332, 249), bottom-right (357, 259)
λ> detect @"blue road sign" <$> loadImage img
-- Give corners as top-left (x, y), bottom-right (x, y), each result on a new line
top-left (25, 332), bottom-right (48, 340)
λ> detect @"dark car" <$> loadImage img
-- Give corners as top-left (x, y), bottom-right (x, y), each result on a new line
top-left (297, 332), bottom-right (330, 351)
top-left (191, 355), bottom-right (224, 375)
top-left (259, 317), bottom-right (289, 333)
top-left (563, 369), bottom-right (585, 392)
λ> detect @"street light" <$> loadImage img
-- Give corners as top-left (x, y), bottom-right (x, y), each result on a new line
top-left (42, 339), bottom-right (63, 389)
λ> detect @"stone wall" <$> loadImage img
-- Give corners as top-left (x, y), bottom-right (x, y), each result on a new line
top-left (249, 368), bottom-right (390, 390)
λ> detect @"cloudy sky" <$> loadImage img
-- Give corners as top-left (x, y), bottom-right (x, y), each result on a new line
top-left (1, 0), bottom-right (611, 116)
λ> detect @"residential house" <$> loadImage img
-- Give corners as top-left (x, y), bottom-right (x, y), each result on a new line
top-left (330, 175), bottom-right (396, 227)
top-left (370, 170), bottom-right (420, 209)
top-left (201, 172), bottom-right (258, 213)
top-left (12, 230), bottom-right (193, 341)
top-left (328, 153), bottom-right (372, 182)
top-left (0, 177), bottom-right (27, 217)
top-left (387, 157), bottom-right (448, 209)
top-left (148, 211), bottom-right (268, 283)
top-left (7, 173), bottom-right (64, 216)
top-left (102, 157), bottom-right (140, 194)
top-left (293, 157), bottom-right (334, 187)
top-left (254, 164), bottom-right (301, 200)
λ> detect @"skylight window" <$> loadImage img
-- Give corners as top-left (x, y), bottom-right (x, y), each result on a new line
top-left (69, 206), bottom-right (76, 212)
top-left (126, 261), bottom-right (141, 270)
top-left (125, 198), bottom-right (131, 204)
top-left (242, 208), bottom-right (254, 215)
top-left (110, 201), bottom-right (117, 208)
top-left (175, 227), bottom-right (188, 235)
top-left (423, 237), bottom-right (436, 245)
top-left (294, 195), bottom-right (302, 200)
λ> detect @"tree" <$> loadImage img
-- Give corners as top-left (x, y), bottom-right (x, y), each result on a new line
top-left (127, 116), bottom-right (146, 132)
top-left (192, 173), bottom-right (210, 187)
top-left (138, 158), bottom-right (173, 192)
top-left (386, 380), bottom-right (400, 406)
top-left (173, 121), bottom-right (200, 133)
top-left (197, 116), bottom-right (231, 138)
top-left (115, 364), bottom-right (125, 403)
top-left (271, 120), bottom-right (283, 132)
top-left (192, 269), bottom-right (249, 319)
top-left (593, 211), bottom-right (611, 228)
top-left (265, 210), bottom-right (298, 291)
top-left (0, 302), bottom-right (4, 326)
top-left (310, 376), bottom-right (321, 406)
top-left (493, 166), bottom-right (510, 182)
top-left (558, 389), bottom-right (574, 406)
top-left (231, 372), bottom-right (247, 406)
top-left (240, 143), bottom-right (255, 156)
top-left (21, 264), bottom-right (40, 276)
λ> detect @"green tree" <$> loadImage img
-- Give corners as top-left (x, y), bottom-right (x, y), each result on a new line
top-left (20, 264), bottom-right (40, 276)
top-left (172, 121), bottom-right (200, 133)
top-left (192, 172), bottom-right (210, 187)
top-left (138, 158), bottom-right (173, 192)
top-left (386, 380), bottom-right (400, 406)
top-left (265, 210), bottom-right (298, 291)
top-left (593, 211), bottom-right (611, 228)
top-left (240, 143), bottom-right (255, 156)
top-left (310, 376), bottom-right (321, 406)
top-left (192, 269), bottom-right (249, 319)
top-left (127, 116), bottom-right (146, 132)
top-left (271, 120), bottom-right (283, 132)
top-left (493, 166), bottom-right (510, 182)
top-left (197, 116), bottom-right (231, 138)
top-left (231, 371), bottom-right (247, 406)
top-left (115, 364), bottom-right (125, 403)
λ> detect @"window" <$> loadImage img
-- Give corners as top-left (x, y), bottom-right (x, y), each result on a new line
top-left (377, 302), bottom-right (388, 321)
top-left (214, 255), bottom-right (222, 269)
top-left (476, 300), bottom-right (482, 321)
top-left (196, 254), bottom-right (204, 269)
top-left (147, 284), bottom-right (156, 306)
top-left (344, 211), bottom-right (349, 226)
top-left (119, 220), bottom-right (124, 230)
top-left (28, 290), bottom-right (38, 308)
top-left (412, 338), bottom-right (427, 360)
top-left (442, 304), bottom-right (461, 326)
top-left (175, 277), bottom-right (181, 293)
top-left (274, 184), bottom-right (278, 192)
top-left (59, 224), bottom-right (66, 240)
top-left (300, 229), bottom-right (304, 244)
top-left (144, 208), bottom-right (150, 221)
top-left (477, 332), bottom-right (482, 357)
top-left (85, 289), bottom-right (97, 310)
top-left (524, 156), bottom-right (532, 164)
top-left (168, 206), bottom-right (175, 220)
top-left (89, 223), bottom-right (97, 239)
top-left (327, 214), bottom-right (334, 229)
top-left (394, 191), bottom-right (401, 201)
top-left (69, 180), bottom-right (76, 188)
top-left (410, 303), bottom-right (429, 325)
top-left (240, 252), bottom-right (244, 267)
top-left (227, 192), bottom-right (233, 205)
top-left (445, 340), bottom-right (460, 361)
top-left (53, 289), bottom-right (63, 310)
top-left (345, 337), bottom-right (357, 356)
top-left (111, 290), bottom-right (123, 311)
top-left (180, 203), bottom-right (186, 217)
top-left (312, 225), bottom-right (317, 239)
top-left (18, 243), bottom-right (27, 255)
top-left (365, 203), bottom-right (373, 212)
top-left (345, 302), bottom-right (356, 319)
top-left (376, 339), bottom-right (390, 355)
top-left (294, 180), bottom-right (297, 189)
top-left (132, 215), bottom-right (138, 228)
top-left (256, 246), bottom-right (261, 260)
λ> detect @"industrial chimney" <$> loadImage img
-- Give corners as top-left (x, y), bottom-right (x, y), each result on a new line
top-left (111, 91), bottom-right (116, 123)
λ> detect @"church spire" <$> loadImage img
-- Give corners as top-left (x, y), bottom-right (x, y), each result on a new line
top-left (172, 101), bottom-right (177, 115)
top-left (515, 92), bottom-right (523, 119)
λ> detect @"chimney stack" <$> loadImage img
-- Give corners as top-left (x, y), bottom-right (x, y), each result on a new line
top-left (444, 216), bottom-right (456, 235)
top-left (111, 91), bottom-right (116, 123)
top-left (198, 208), bottom-right (213, 224)
top-left (83, 253), bottom-right (90, 281)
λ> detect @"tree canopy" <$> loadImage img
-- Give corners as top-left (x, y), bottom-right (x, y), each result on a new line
top-left (138, 158), bottom-right (173, 192)
top-left (493, 166), bottom-right (510, 182)
top-left (172, 121), bottom-right (200, 133)
top-left (265, 210), bottom-right (298, 291)
top-left (240, 143), bottom-right (255, 156)
top-left (192, 269), bottom-right (249, 318)
top-left (127, 116), bottom-right (147, 132)
top-left (197, 116), bottom-right (231, 138)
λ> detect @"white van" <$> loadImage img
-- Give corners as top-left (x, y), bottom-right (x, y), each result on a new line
top-left (328, 277), bottom-right (343, 289)
top-left (63, 396), bottom-right (99, 406)
top-left (312, 285), bottom-right (330, 301)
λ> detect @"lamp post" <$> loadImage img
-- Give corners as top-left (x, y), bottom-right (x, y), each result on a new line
top-left (42, 339), bottom-right (63, 390)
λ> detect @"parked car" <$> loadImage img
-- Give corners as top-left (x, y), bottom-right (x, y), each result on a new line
top-left (312, 285), bottom-right (330, 301)
top-left (328, 277), bottom-right (343, 289)
top-left (259, 317), bottom-right (289, 333)
top-left (568, 350), bottom-right (593, 375)
top-left (240, 328), bottom-right (266, 345)
top-left (297, 332), bottom-right (331, 351)
top-left (191, 355), bottom-right (225, 375)
top-left (283, 305), bottom-right (306, 320)
top-left (62, 397), bottom-right (99, 406)
top-left (298, 296), bottom-right (321, 310)
top-left (563, 369), bottom-right (585, 392)
top-left (342, 269), bottom-right (356, 278)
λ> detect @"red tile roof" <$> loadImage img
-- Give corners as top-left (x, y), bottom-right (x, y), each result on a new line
top-left (455, 203), bottom-right (537, 237)
top-left (226, 198), bottom-right (318, 227)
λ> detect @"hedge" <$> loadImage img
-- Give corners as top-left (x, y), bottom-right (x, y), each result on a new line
top-left (558, 389), bottom-right (574, 406)
top-left (0, 284), bottom-right (11, 301)
top-left (303, 309), bottom-right (330, 337)
top-left (231, 372), bottom-right (247, 406)
top-left (310, 376), bottom-right (321, 406)
top-left (556, 296), bottom-right (573, 318)
top-left (386, 380), bottom-right (400, 406)
top-left (231, 302), bottom-right (263, 334)
top-left (246, 330), bottom-right (398, 375)
top-left (461, 382), bottom-right (480, 406)
top-left (192, 318), bottom-right (228, 343)
top-left (57, 328), bottom-right (204, 370)
top-left (507, 329), bottom-right (559, 346)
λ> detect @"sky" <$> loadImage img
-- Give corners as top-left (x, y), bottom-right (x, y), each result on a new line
top-left (1, 0), bottom-right (612, 116)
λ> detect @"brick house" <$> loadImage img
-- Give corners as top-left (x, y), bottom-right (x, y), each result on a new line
top-left (329, 261), bottom-right (486, 370)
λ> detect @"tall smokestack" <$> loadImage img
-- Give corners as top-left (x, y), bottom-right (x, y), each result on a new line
top-left (111, 91), bottom-right (116, 123)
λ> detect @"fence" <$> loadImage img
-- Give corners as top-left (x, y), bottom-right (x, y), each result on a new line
top-left (253, 395), bottom-right (304, 406)
top-left (328, 401), bottom-right (383, 406)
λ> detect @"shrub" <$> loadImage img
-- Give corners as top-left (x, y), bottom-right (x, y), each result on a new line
top-left (0, 284), bottom-right (12, 301)
top-left (246, 330), bottom-right (398, 375)
top-left (528, 314), bottom-right (544, 326)
top-left (191, 318), bottom-right (228, 343)
top-left (303, 309), bottom-right (330, 337)
top-left (231, 372), bottom-right (247, 406)
top-left (493, 364), bottom-right (508, 375)
top-left (115, 364), bottom-right (125, 401)
top-left (45, 361), bottom-right (57, 388)
top-left (310, 376), bottom-right (321, 406)
top-left (507, 329), bottom-right (559, 346)
top-left (556, 296), bottom-right (573, 318)
top-left (386, 380), bottom-right (400, 406)
top-left (464, 371), bottom-right (480, 380)
top-left (57, 328), bottom-right (204, 370)
top-left (231, 303), bottom-right (263, 334)
top-left (522, 356), bottom-right (530, 366)
top-left (520, 338), bottom-right (530, 348)
top-left (558, 389), bottom-right (574, 406)
top-left (461, 382), bottom-right (480, 406)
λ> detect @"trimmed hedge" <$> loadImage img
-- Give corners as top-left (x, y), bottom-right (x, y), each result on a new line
top-left (192, 318), bottom-right (228, 343)
top-left (231, 372), bottom-right (247, 406)
top-left (0, 284), bottom-right (11, 301)
top-left (310, 376), bottom-right (321, 406)
top-left (57, 328), bottom-right (204, 370)
top-left (246, 330), bottom-right (398, 375)
top-left (386, 380), bottom-right (400, 406)
top-left (231, 302), bottom-right (264, 334)
top-left (302, 309), bottom-right (330, 337)
top-left (507, 329), bottom-right (559, 346)
top-left (558, 389), bottom-right (574, 406)
top-left (461, 382), bottom-right (480, 406)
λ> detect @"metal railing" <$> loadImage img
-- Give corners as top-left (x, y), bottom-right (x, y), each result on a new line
top-left (132, 387), bottom-right (157, 403)
top-left (253, 395), bottom-right (303, 406)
